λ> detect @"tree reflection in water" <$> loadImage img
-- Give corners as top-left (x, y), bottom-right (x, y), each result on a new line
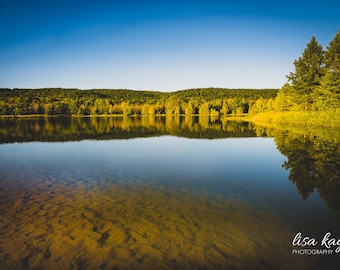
top-left (274, 128), bottom-right (340, 224)
top-left (0, 116), bottom-right (257, 143)
top-left (1, 116), bottom-right (339, 221)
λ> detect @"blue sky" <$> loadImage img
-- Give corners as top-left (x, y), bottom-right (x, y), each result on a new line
top-left (0, 0), bottom-right (339, 91)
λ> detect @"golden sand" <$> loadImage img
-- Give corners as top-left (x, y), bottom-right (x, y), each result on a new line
top-left (0, 177), bottom-right (315, 270)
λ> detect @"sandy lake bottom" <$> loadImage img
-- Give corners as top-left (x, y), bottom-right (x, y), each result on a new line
top-left (0, 175), bottom-right (326, 270)
top-left (0, 137), bottom-right (339, 269)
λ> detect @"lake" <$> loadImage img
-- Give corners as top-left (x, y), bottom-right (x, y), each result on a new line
top-left (0, 116), bottom-right (339, 269)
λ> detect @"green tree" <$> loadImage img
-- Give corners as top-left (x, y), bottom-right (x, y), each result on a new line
top-left (165, 100), bottom-right (179, 116)
top-left (184, 101), bottom-right (194, 115)
top-left (44, 103), bottom-right (56, 115)
top-left (287, 36), bottom-right (325, 110)
top-left (121, 102), bottom-right (132, 116)
top-left (274, 83), bottom-right (296, 111)
top-left (314, 29), bottom-right (340, 110)
top-left (220, 100), bottom-right (229, 115)
top-left (324, 29), bottom-right (340, 72)
top-left (198, 102), bottom-right (210, 115)
top-left (148, 105), bottom-right (155, 115)
top-left (68, 99), bottom-right (79, 115)
top-left (57, 102), bottom-right (71, 115)
top-left (210, 108), bottom-right (220, 116)
top-left (94, 99), bottom-right (108, 115)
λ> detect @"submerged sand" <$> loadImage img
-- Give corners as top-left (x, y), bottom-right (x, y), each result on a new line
top-left (0, 173), bottom-right (319, 270)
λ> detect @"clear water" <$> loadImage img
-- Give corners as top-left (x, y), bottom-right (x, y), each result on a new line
top-left (0, 117), bottom-right (339, 269)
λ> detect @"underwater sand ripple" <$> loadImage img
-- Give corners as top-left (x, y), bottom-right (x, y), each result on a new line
top-left (0, 176), bottom-right (317, 270)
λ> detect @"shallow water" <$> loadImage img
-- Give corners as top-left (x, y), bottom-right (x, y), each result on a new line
top-left (0, 117), bottom-right (339, 269)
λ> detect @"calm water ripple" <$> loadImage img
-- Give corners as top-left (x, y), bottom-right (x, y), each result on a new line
top-left (0, 117), bottom-right (339, 269)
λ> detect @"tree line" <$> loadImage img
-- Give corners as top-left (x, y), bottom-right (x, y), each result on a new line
top-left (1, 29), bottom-right (338, 118)
top-left (262, 29), bottom-right (340, 113)
top-left (0, 87), bottom-right (277, 116)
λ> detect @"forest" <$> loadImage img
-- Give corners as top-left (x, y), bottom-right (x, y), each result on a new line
top-left (0, 87), bottom-right (277, 116)
top-left (0, 29), bottom-right (339, 122)
top-left (253, 29), bottom-right (340, 126)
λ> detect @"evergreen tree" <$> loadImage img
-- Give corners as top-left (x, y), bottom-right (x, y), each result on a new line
top-left (314, 29), bottom-right (340, 110)
top-left (325, 29), bottom-right (340, 71)
top-left (287, 36), bottom-right (325, 110)
top-left (274, 83), bottom-right (296, 111)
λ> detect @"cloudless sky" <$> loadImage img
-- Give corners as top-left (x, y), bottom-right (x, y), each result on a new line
top-left (0, 0), bottom-right (339, 91)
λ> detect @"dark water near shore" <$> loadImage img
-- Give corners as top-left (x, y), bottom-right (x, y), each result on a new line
top-left (0, 116), bottom-right (339, 269)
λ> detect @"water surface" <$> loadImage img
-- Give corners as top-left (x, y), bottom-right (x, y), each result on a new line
top-left (0, 117), bottom-right (339, 269)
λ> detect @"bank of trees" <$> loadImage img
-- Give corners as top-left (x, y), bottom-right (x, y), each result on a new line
top-left (0, 88), bottom-right (277, 116)
top-left (266, 29), bottom-right (340, 113)
top-left (2, 30), bottom-right (338, 118)
top-left (250, 29), bottom-right (340, 126)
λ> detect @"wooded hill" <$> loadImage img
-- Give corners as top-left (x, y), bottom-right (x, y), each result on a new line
top-left (2, 29), bottom-right (339, 120)
top-left (0, 88), bottom-right (278, 116)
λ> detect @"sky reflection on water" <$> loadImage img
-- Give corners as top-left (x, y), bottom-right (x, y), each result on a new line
top-left (0, 118), bottom-right (339, 269)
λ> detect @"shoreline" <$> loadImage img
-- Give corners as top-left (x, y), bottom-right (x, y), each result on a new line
top-left (1, 112), bottom-right (339, 128)
top-left (249, 111), bottom-right (340, 128)
top-left (0, 113), bottom-right (250, 119)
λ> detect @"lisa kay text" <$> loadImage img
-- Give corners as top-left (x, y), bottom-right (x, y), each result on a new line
top-left (292, 232), bottom-right (340, 253)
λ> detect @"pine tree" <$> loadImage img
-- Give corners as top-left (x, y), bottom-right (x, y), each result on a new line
top-left (325, 29), bottom-right (340, 71)
top-left (274, 83), bottom-right (296, 111)
top-left (287, 36), bottom-right (325, 110)
top-left (314, 29), bottom-right (340, 110)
